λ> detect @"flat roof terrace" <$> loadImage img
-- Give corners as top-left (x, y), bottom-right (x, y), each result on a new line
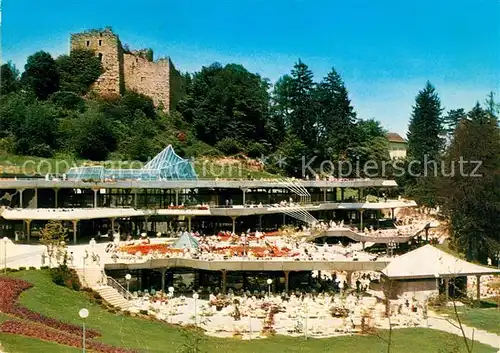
top-left (104, 257), bottom-right (390, 272)
top-left (0, 200), bottom-right (417, 220)
top-left (0, 178), bottom-right (398, 190)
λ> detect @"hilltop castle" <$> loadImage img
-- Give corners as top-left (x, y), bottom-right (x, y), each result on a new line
top-left (70, 28), bottom-right (182, 112)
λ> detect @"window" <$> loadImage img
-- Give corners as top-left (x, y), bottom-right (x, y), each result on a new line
top-left (86, 40), bottom-right (90, 47)
top-left (99, 40), bottom-right (102, 46)
top-left (98, 53), bottom-right (103, 62)
top-left (141, 77), bottom-right (146, 82)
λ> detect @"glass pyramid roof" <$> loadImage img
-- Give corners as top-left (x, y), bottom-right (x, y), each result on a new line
top-left (66, 145), bottom-right (197, 181)
top-left (172, 231), bottom-right (199, 249)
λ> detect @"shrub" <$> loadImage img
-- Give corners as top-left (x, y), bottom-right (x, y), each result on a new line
top-left (18, 267), bottom-right (26, 271)
top-left (28, 266), bottom-right (36, 270)
top-left (50, 91), bottom-right (85, 111)
top-left (50, 265), bottom-right (81, 291)
top-left (246, 141), bottom-right (266, 158)
top-left (215, 138), bottom-right (242, 155)
top-left (40, 266), bottom-right (49, 270)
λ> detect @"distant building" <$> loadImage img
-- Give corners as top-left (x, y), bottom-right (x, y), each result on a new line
top-left (386, 132), bottom-right (407, 159)
top-left (70, 28), bottom-right (182, 112)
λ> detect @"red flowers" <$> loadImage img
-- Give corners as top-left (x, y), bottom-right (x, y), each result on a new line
top-left (0, 320), bottom-right (136, 353)
top-left (0, 277), bottom-right (136, 352)
top-left (120, 244), bottom-right (184, 255)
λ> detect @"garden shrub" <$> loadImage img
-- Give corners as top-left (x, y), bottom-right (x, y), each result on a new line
top-left (50, 265), bottom-right (81, 291)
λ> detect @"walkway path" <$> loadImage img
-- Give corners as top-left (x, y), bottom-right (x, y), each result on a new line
top-left (427, 311), bottom-right (500, 349)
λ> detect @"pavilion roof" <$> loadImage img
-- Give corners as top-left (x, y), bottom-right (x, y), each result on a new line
top-left (172, 232), bottom-right (199, 249)
top-left (381, 245), bottom-right (500, 279)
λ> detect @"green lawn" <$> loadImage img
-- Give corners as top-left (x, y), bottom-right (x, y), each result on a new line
top-left (0, 334), bottom-right (80, 353)
top-left (1, 270), bottom-right (497, 353)
top-left (442, 303), bottom-right (500, 335)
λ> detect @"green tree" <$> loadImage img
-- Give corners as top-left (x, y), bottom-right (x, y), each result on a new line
top-left (268, 75), bottom-right (292, 146)
top-left (22, 51), bottom-right (60, 100)
top-left (40, 221), bottom-right (68, 266)
top-left (443, 108), bottom-right (466, 141)
top-left (439, 103), bottom-right (500, 262)
top-left (407, 81), bottom-right (444, 161)
top-left (484, 91), bottom-right (499, 118)
top-left (349, 119), bottom-right (390, 177)
top-left (56, 49), bottom-right (102, 94)
top-left (72, 107), bottom-right (116, 160)
top-left (269, 134), bottom-right (308, 177)
top-left (406, 82), bottom-right (444, 206)
top-left (119, 110), bottom-right (157, 161)
top-left (0, 62), bottom-right (20, 95)
top-left (316, 67), bottom-right (357, 160)
top-left (288, 60), bottom-right (318, 152)
top-left (120, 90), bottom-right (156, 119)
top-left (12, 100), bottom-right (60, 157)
top-left (178, 63), bottom-right (270, 146)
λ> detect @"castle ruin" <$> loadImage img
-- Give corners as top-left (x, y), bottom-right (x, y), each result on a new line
top-left (70, 28), bottom-right (182, 112)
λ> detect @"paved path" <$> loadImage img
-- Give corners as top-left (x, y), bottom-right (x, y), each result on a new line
top-left (427, 311), bottom-right (500, 350)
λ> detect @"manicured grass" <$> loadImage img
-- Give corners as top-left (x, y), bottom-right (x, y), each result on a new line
top-left (0, 333), bottom-right (80, 353)
top-left (3, 270), bottom-right (497, 353)
top-left (443, 306), bottom-right (500, 335)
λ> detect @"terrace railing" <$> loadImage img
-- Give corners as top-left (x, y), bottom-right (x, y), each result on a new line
top-left (106, 276), bottom-right (133, 300)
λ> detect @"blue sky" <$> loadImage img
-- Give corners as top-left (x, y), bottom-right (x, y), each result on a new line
top-left (2, 0), bottom-right (499, 136)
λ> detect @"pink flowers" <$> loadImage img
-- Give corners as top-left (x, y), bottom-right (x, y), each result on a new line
top-left (0, 277), bottom-right (137, 352)
top-left (0, 320), bottom-right (136, 353)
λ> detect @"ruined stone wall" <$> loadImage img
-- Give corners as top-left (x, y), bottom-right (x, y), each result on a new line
top-left (70, 29), bottom-right (124, 96)
top-left (71, 29), bottom-right (182, 112)
top-left (123, 53), bottom-right (171, 111)
top-left (168, 59), bottom-right (183, 111)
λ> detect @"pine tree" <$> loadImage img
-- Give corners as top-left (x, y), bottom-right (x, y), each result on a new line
top-left (288, 60), bottom-right (318, 153)
top-left (439, 103), bottom-right (500, 262)
top-left (484, 91), bottom-right (499, 118)
top-left (443, 108), bottom-right (466, 144)
top-left (406, 82), bottom-right (444, 207)
top-left (407, 81), bottom-right (444, 162)
top-left (316, 67), bottom-right (357, 160)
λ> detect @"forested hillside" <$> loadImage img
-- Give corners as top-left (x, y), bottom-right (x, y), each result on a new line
top-left (0, 50), bottom-right (389, 177)
top-left (1, 46), bottom-right (499, 263)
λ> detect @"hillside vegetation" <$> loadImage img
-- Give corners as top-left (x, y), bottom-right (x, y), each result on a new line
top-left (0, 49), bottom-right (389, 178)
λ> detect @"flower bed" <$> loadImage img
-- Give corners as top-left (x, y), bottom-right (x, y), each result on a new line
top-left (0, 277), bottom-right (100, 338)
top-left (119, 244), bottom-right (183, 256)
top-left (0, 320), bottom-right (137, 353)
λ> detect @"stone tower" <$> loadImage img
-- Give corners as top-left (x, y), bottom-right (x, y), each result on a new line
top-left (70, 28), bottom-right (124, 96)
top-left (70, 28), bottom-right (182, 112)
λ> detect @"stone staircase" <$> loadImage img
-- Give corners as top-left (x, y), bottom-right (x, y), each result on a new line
top-left (73, 266), bottom-right (131, 310)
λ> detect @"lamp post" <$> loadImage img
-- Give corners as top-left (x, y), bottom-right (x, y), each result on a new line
top-left (79, 308), bottom-right (89, 353)
top-left (3, 237), bottom-right (8, 274)
top-left (125, 273), bottom-right (132, 300)
top-left (192, 292), bottom-right (199, 326)
top-left (266, 278), bottom-right (272, 297)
